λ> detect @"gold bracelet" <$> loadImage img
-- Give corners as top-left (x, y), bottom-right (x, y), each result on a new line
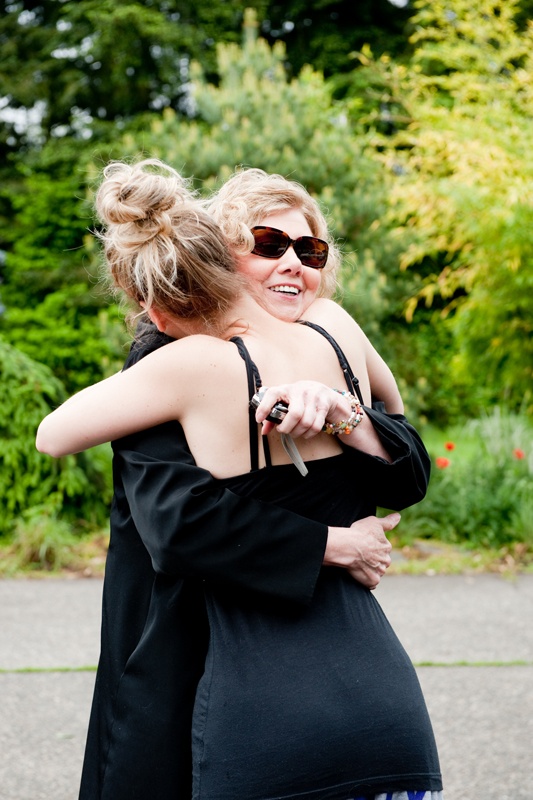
top-left (322, 391), bottom-right (364, 436)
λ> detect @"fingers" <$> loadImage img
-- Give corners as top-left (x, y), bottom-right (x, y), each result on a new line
top-left (324, 518), bottom-right (397, 589)
top-left (343, 514), bottom-right (399, 588)
top-left (279, 400), bottom-right (329, 438)
top-left (380, 512), bottom-right (401, 532)
top-left (348, 550), bottom-right (391, 589)
top-left (254, 382), bottom-right (337, 438)
top-left (347, 566), bottom-right (383, 590)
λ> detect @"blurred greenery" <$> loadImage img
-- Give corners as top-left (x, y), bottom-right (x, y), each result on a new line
top-left (399, 408), bottom-right (533, 549)
top-left (0, 338), bottom-right (112, 537)
top-left (1, 0), bottom-right (532, 550)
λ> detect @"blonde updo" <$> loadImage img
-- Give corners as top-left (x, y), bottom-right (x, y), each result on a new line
top-left (206, 168), bottom-right (340, 298)
top-left (95, 159), bottom-right (242, 328)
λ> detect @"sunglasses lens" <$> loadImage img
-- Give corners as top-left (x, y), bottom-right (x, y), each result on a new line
top-left (294, 237), bottom-right (328, 269)
top-left (250, 227), bottom-right (328, 269)
top-left (251, 227), bottom-right (289, 259)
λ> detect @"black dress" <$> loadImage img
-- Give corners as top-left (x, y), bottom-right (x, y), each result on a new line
top-left (79, 325), bottom-right (434, 800)
top-left (191, 332), bottom-right (442, 800)
top-left (79, 331), bottom-right (330, 800)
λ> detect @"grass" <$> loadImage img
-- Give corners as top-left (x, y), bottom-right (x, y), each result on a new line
top-left (0, 528), bottom-right (532, 579)
top-left (387, 536), bottom-right (533, 577)
top-left (0, 528), bottom-right (109, 579)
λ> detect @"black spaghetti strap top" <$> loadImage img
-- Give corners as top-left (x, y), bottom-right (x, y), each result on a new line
top-left (230, 322), bottom-right (362, 471)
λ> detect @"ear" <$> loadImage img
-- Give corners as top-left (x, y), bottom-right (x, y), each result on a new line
top-left (145, 306), bottom-right (170, 333)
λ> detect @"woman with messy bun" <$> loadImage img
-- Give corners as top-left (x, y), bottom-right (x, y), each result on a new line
top-left (96, 159), bottom-right (242, 326)
top-left (37, 159), bottom-right (440, 800)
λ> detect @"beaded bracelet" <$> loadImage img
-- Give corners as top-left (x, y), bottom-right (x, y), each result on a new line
top-left (322, 390), bottom-right (364, 436)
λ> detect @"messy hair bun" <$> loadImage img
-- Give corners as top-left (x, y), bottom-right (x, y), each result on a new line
top-left (95, 159), bottom-right (241, 327)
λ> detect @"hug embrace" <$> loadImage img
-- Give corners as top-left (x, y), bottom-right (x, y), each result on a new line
top-left (37, 160), bottom-right (443, 800)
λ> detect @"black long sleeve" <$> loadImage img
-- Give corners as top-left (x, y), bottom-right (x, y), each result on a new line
top-left (353, 407), bottom-right (432, 511)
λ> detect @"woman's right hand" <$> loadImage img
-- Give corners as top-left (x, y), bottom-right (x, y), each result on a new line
top-left (254, 380), bottom-right (346, 438)
top-left (324, 513), bottom-right (399, 589)
top-left (254, 380), bottom-right (393, 462)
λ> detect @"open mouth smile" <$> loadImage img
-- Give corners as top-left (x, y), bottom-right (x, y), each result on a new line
top-left (269, 285), bottom-right (301, 296)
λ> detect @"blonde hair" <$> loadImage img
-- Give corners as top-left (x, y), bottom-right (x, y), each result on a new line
top-left (95, 159), bottom-right (242, 329)
top-left (206, 168), bottom-right (339, 298)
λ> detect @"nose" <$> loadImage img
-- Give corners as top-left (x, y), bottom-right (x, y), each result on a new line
top-left (276, 245), bottom-right (303, 274)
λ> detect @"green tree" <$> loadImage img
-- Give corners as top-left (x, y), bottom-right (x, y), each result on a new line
top-left (0, 0), bottom-right (414, 155)
top-left (85, 11), bottom-right (422, 411)
top-left (251, 0), bottom-right (413, 81)
top-left (348, 0), bottom-right (533, 416)
top-left (0, 139), bottom-right (128, 392)
top-left (0, 1), bottom-right (242, 146)
top-left (5, 0), bottom-right (532, 426)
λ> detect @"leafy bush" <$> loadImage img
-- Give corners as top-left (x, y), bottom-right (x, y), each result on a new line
top-left (0, 337), bottom-right (112, 537)
top-left (0, 141), bottom-right (130, 394)
top-left (400, 409), bottom-right (533, 547)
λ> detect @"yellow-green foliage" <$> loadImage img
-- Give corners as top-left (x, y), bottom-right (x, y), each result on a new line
top-left (368, 0), bottom-right (533, 412)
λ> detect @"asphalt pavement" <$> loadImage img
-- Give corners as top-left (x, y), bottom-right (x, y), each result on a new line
top-left (1, 574), bottom-right (532, 800)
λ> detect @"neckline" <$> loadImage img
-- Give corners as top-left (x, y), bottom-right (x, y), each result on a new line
top-left (216, 451), bottom-right (347, 483)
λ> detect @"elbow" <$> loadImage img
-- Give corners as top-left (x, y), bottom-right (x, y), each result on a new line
top-left (36, 422), bottom-right (63, 458)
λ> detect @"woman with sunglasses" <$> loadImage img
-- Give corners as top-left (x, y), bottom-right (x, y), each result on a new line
top-left (206, 167), bottom-right (404, 418)
top-left (38, 159), bottom-right (441, 800)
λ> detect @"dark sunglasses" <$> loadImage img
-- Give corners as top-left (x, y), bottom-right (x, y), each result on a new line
top-left (250, 226), bottom-right (328, 269)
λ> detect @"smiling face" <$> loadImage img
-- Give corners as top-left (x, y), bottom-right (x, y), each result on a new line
top-left (236, 209), bottom-right (323, 322)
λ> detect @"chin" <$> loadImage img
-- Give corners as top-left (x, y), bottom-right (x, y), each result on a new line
top-left (271, 305), bottom-right (301, 323)
top-left (264, 296), bottom-right (303, 322)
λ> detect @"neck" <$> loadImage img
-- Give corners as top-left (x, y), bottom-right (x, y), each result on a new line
top-left (162, 293), bottom-right (279, 341)
top-left (219, 294), bottom-right (277, 340)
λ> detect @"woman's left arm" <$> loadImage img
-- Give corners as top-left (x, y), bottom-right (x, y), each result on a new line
top-left (302, 297), bottom-right (404, 414)
top-left (255, 381), bottom-right (431, 509)
top-left (256, 299), bottom-right (431, 508)
top-left (255, 381), bottom-right (393, 461)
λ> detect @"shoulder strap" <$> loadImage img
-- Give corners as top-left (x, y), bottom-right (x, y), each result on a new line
top-left (297, 320), bottom-right (364, 403)
top-left (230, 337), bottom-right (272, 471)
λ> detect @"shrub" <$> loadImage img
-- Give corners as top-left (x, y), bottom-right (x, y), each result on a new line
top-left (400, 409), bottom-right (533, 548)
top-left (0, 337), bottom-right (112, 537)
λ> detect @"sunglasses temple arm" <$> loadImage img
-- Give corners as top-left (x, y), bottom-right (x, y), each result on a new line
top-left (281, 433), bottom-right (308, 477)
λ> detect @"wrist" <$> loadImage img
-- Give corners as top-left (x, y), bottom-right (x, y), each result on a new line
top-left (323, 390), bottom-right (364, 436)
top-left (324, 526), bottom-right (359, 568)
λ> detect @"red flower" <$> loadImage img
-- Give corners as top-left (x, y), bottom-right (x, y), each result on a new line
top-left (513, 448), bottom-right (525, 460)
top-left (444, 441), bottom-right (455, 451)
top-left (435, 456), bottom-right (450, 469)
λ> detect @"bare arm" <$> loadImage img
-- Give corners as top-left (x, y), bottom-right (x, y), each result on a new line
top-left (36, 337), bottom-right (211, 457)
top-left (37, 331), bottom-right (395, 590)
top-left (302, 297), bottom-right (404, 414)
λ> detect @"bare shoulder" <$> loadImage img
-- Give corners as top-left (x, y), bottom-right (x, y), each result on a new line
top-left (302, 298), bottom-right (403, 410)
top-left (302, 298), bottom-right (367, 345)
top-left (132, 335), bottom-right (245, 392)
top-left (146, 334), bottom-right (236, 364)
